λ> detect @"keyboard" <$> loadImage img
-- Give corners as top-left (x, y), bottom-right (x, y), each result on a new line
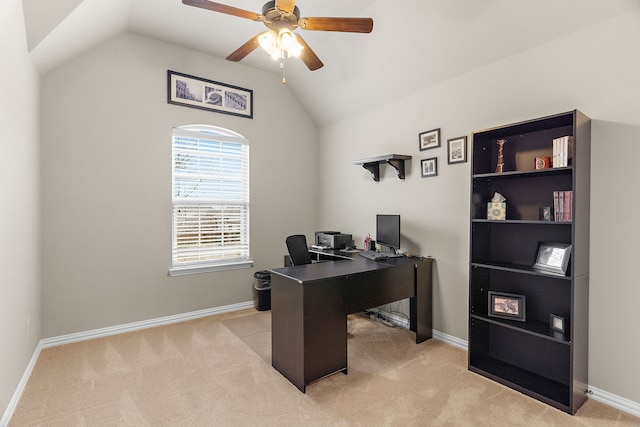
top-left (358, 251), bottom-right (387, 260)
top-left (386, 253), bottom-right (406, 258)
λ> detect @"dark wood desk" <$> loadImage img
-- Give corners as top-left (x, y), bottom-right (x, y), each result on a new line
top-left (270, 253), bottom-right (433, 392)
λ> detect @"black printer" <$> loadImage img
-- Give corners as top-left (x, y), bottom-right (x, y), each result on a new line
top-left (314, 231), bottom-right (353, 249)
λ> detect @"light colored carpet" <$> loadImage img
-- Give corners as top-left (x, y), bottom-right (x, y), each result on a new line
top-left (9, 309), bottom-right (640, 426)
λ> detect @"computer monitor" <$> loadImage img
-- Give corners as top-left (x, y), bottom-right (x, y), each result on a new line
top-left (376, 214), bottom-right (400, 253)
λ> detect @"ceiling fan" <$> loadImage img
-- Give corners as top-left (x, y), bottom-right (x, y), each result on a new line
top-left (182, 0), bottom-right (373, 75)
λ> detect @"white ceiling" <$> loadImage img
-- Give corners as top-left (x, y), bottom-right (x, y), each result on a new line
top-left (23, 0), bottom-right (640, 127)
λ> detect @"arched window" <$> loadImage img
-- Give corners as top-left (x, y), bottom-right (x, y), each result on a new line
top-left (169, 125), bottom-right (251, 275)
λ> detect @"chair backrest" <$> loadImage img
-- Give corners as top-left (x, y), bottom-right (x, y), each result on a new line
top-left (286, 234), bottom-right (312, 266)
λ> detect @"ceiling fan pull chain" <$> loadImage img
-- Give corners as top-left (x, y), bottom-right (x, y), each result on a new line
top-left (280, 51), bottom-right (287, 84)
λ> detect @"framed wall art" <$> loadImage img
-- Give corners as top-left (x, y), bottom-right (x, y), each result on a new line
top-left (167, 70), bottom-right (253, 119)
top-left (421, 157), bottom-right (437, 178)
top-left (419, 128), bottom-right (440, 151)
top-left (447, 136), bottom-right (467, 164)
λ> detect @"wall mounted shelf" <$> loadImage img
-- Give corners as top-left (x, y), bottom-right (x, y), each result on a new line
top-left (354, 154), bottom-right (412, 181)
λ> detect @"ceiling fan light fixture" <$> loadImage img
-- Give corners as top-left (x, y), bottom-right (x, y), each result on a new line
top-left (277, 28), bottom-right (296, 51)
top-left (287, 42), bottom-right (303, 58)
top-left (258, 30), bottom-right (278, 53)
top-left (270, 49), bottom-right (282, 60)
top-left (182, 0), bottom-right (372, 80)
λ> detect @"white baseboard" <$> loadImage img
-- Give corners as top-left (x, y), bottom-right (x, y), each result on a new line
top-left (3, 302), bottom-right (639, 425)
top-left (432, 329), bottom-right (468, 350)
top-left (0, 344), bottom-right (42, 427)
top-left (40, 301), bottom-right (254, 348)
top-left (1, 301), bottom-right (253, 427)
top-left (588, 385), bottom-right (640, 418)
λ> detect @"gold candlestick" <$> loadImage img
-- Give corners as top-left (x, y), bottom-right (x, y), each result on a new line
top-left (495, 139), bottom-right (506, 173)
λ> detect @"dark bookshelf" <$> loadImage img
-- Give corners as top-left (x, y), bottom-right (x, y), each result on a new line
top-left (468, 110), bottom-right (590, 415)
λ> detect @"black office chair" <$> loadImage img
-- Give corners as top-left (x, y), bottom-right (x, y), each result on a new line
top-left (286, 234), bottom-right (312, 266)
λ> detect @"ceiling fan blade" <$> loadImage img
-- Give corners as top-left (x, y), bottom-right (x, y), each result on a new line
top-left (226, 34), bottom-right (262, 62)
top-left (182, 0), bottom-right (261, 21)
top-left (275, 0), bottom-right (297, 14)
top-left (295, 35), bottom-right (324, 71)
top-left (299, 17), bottom-right (374, 33)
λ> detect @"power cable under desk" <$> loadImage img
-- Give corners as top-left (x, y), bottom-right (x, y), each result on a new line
top-left (360, 306), bottom-right (409, 329)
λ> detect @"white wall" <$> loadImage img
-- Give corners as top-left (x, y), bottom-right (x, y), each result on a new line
top-left (317, 9), bottom-right (640, 404)
top-left (40, 33), bottom-right (318, 337)
top-left (0, 0), bottom-right (41, 418)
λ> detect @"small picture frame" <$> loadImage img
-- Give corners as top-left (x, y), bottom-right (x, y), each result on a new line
top-left (447, 136), bottom-right (467, 164)
top-left (550, 314), bottom-right (565, 333)
top-left (488, 291), bottom-right (526, 322)
top-left (421, 157), bottom-right (438, 178)
top-left (419, 128), bottom-right (440, 151)
top-left (539, 207), bottom-right (552, 221)
top-left (532, 242), bottom-right (572, 275)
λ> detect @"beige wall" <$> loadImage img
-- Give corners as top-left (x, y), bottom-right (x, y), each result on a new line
top-left (4, 1), bottom-right (638, 418)
top-left (316, 9), bottom-right (640, 404)
top-left (0, 0), bottom-right (41, 417)
top-left (40, 33), bottom-right (318, 337)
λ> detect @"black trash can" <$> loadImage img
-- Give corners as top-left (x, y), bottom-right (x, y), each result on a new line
top-left (253, 270), bottom-right (272, 311)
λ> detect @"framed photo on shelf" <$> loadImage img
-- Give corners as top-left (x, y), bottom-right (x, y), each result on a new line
top-left (421, 157), bottom-right (438, 178)
top-left (167, 70), bottom-right (253, 119)
top-left (447, 136), bottom-right (467, 164)
top-left (550, 314), bottom-right (565, 333)
top-left (488, 291), bottom-right (526, 322)
top-left (532, 242), bottom-right (572, 275)
top-left (419, 128), bottom-right (440, 151)
top-left (539, 207), bottom-right (552, 221)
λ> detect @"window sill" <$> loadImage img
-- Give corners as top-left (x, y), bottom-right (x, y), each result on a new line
top-left (169, 260), bottom-right (254, 277)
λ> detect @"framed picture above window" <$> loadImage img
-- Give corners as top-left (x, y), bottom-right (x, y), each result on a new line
top-left (167, 70), bottom-right (253, 119)
top-left (419, 128), bottom-right (440, 151)
top-left (447, 136), bottom-right (467, 164)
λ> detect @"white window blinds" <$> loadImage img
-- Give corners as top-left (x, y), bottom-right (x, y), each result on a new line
top-left (171, 125), bottom-right (250, 274)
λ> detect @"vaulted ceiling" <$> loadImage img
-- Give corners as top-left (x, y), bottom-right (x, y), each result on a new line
top-left (23, 0), bottom-right (640, 127)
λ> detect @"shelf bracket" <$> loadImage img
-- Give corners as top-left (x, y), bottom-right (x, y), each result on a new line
top-left (353, 154), bottom-right (412, 182)
top-left (361, 162), bottom-right (381, 181)
top-left (386, 159), bottom-right (406, 180)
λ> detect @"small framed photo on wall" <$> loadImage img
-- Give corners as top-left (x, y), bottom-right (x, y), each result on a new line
top-left (419, 128), bottom-right (440, 151)
top-left (447, 136), bottom-right (467, 164)
top-left (421, 157), bottom-right (438, 178)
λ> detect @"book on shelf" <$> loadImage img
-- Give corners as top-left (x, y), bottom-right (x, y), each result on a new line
top-left (552, 136), bottom-right (573, 167)
top-left (553, 190), bottom-right (572, 221)
top-left (565, 191), bottom-right (572, 221)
